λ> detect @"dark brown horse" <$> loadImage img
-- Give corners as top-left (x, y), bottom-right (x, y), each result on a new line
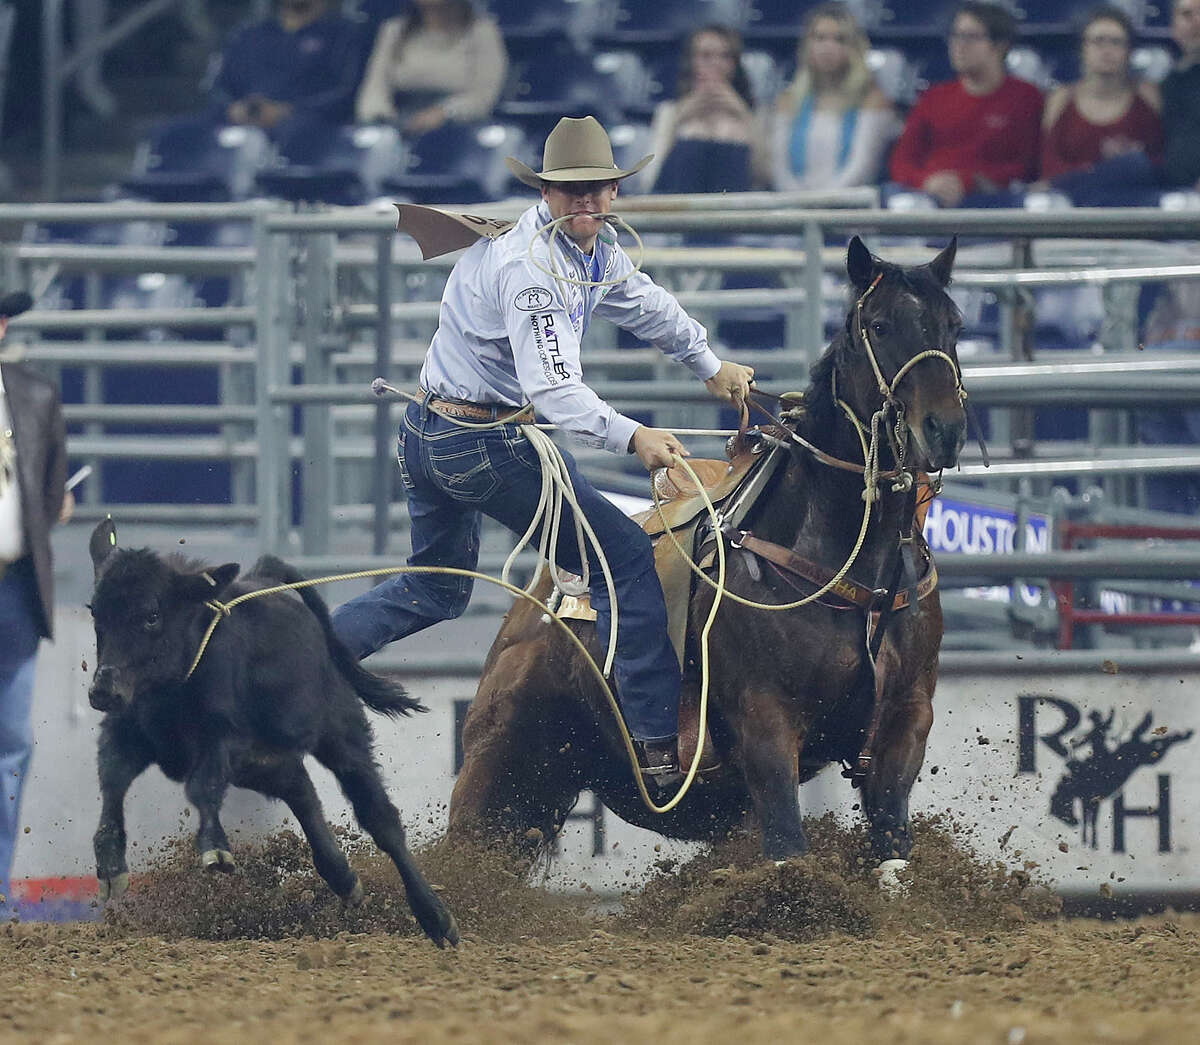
top-left (448, 236), bottom-right (967, 870)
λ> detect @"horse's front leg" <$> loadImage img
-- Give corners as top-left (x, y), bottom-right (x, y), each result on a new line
top-left (735, 690), bottom-right (807, 861)
top-left (860, 657), bottom-right (935, 866)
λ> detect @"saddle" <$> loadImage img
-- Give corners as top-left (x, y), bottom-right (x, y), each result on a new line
top-left (555, 438), bottom-right (779, 773)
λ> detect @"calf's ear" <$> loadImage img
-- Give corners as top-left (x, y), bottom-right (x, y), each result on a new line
top-left (176, 562), bottom-right (240, 602)
top-left (90, 517), bottom-right (118, 575)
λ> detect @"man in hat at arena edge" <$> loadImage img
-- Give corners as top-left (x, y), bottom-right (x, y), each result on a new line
top-left (331, 115), bottom-right (754, 782)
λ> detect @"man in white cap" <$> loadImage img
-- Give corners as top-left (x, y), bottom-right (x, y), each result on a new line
top-left (332, 116), bottom-right (753, 781)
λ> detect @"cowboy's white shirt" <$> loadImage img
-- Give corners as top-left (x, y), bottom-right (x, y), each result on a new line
top-left (418, 201), bottom-right (721, 454)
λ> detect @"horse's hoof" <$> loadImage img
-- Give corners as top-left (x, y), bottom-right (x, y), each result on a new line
top-left (201, 849), bottom-right (236, 873)
top-left (98, 872), bottom-right (129, 902)
top-left (877, 858), bottom-right (910, 897)
top-left (343, 877), bottom-right (365, 907)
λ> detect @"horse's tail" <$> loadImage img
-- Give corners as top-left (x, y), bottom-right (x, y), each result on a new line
top-left (252, 555), bottom-right (426, 718)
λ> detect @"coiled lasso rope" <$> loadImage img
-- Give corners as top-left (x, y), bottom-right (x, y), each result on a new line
top-left (526, 211), bottom-right (646, 295)
top-left (186, 450), bottom-right (727, 817)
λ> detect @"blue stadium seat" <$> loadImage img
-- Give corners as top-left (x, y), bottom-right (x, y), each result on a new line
top-left (256, 125), bottom-right (405, 204)
top-left (1012, 1), bottom-right (1096, 31)
top-left (1006, 46), bottom-right (1056, 91)
top-left (742, 49), bottom-right (786, 107)
top-left (868, 47), bottom-right (922, 105)
top-left (1132, 44), bottom-right (1174, 84)
top-left (608, 122), bottom-right (655, 194)
top-left (878, 0), bottom-right (959, 35)
top-left (488, 0), bottom-right (607, 43)
top-left (744, 0), bottom-right (809, 39)
top-left (382, 122), bottom-right (522, 204)
top-left (598, 0), bottom-right (747, 44)
top-left (123, 119), bottom-right (271, 202)
top-left (496, 48), bottom-right (623, 140)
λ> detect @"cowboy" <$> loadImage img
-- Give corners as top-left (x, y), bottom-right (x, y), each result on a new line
top-left (331, 115), bottom-right (754, 781)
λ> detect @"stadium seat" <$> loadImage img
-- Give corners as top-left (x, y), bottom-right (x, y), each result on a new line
top-left (742, 49), bottom-right (786, 107)
top-left (1012, 0), bottom-right (1096, 31)
top-left (488, 0), bottom-right (607, 46)
top-left (382, 122), bottom-right (522, 205)
top-left (597, 0), bottom-right (747, 44)
top-left (743, 0), bottom-right (809, 39)
top-left (591, 50), bottom-right (656, 114)
top-left (1006, 46), bottom-right (1056, 91)
top-left (868, 47), bottom-right (921, 105)
top-left (608, 122), bottom-right (655, 195)
top-left (497, 48), bottom-right (622, 140)
top-left (1132, 45), bottom-right (1174, 84)
top-left (256, 125), bottom-right (405, 204)
top-left (123, 120), bottom-right (271, 202)
top-left (878, 0), bottom-right (960, 35)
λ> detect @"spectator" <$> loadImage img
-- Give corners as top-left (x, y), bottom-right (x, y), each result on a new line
top-left (889, 2), bottom-right (1043, 206)
top-left (1162, 0), bottom-right (1200, 189)
top-left (208, 0), bottom-right (365, 161)
top-left (0, 292), bottom-right (69, 914)
top-left (642, 25), bottom-right (770, 194)
top-left (771, 2), bottom-right (899, 192)
top-left (1036, 6), bottom-right (1163, 205)
top-left (355, 0), bottom-right (508, 135)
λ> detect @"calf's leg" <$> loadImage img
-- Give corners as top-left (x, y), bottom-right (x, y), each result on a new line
top-left (185, 744), bottom-right (236, 872)
top-left (317, 732), bottom-right (459, 948)
top-left (94, 719), bottom-right (153, 900)
top-left (235, 756), bottom-right (361, 901)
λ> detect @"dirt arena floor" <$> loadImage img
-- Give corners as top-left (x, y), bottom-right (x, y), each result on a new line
top-left (2, 818), bottom-right (1197, 1044)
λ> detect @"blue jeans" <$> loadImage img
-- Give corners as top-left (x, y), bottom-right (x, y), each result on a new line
top-left (0, 558), bottom-right (40, 904)
top-left (331, 398), bottom-right (680, 742)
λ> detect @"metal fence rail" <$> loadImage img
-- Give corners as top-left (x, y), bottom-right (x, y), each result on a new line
top-left (4, 199), bottom-right (1200, 655)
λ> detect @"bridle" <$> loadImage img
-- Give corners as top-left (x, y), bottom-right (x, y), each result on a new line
top-left (833, 272), bottom-right (970, 499)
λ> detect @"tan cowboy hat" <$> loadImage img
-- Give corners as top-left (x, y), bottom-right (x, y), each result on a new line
top-left (505, 116), bottom-right (653, 190)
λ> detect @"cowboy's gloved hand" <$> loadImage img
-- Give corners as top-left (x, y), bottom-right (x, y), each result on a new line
top-left (630, 426), bottom-right (689, 472)
top-left (705, 360), bottom-right (755, 405)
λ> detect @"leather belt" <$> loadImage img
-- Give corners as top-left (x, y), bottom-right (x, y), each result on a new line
top-left (423, 390), bottom-right (533, 423)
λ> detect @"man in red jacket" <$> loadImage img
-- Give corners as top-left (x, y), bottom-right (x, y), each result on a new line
top-left (890, 2), bottom-right (1043, 206)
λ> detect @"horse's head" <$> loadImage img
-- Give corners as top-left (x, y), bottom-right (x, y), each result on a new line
top-left (842, 235), bottom-right (967, 472)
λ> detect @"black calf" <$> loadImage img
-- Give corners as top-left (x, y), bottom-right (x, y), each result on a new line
top-left (87, 519), bottom-right (458, 947)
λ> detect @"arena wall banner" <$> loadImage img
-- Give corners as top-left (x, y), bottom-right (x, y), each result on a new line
top-left (11, 613), bottom-right (1199, 916)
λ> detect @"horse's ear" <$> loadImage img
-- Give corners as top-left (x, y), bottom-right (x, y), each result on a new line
top-left (927, 236), bottom-right (957, 287)
top-left (846, 235), bottom-right (876, 291)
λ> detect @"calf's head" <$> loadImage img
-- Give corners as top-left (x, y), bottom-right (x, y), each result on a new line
top-left (88, 519), bottom-right (239, 712)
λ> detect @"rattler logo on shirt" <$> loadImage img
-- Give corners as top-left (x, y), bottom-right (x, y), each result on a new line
top-left (530, 312), bottom-right (568, 384)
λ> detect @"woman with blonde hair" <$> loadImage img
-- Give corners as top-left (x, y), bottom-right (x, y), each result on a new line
top-left (772, 2), bottom-right (898, 191)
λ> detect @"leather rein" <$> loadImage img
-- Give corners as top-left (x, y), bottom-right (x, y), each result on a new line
top-left (725, 273), bottom-right (964, 612)
top-left (717, 273), bottom-right (975, 786)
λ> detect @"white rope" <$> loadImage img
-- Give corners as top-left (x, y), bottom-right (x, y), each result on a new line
top-left (525, 212), bottom-right (646, 296)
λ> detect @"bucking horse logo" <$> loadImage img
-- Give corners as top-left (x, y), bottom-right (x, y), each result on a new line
top-left (1049, 710), bottom-right (1193, 848)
